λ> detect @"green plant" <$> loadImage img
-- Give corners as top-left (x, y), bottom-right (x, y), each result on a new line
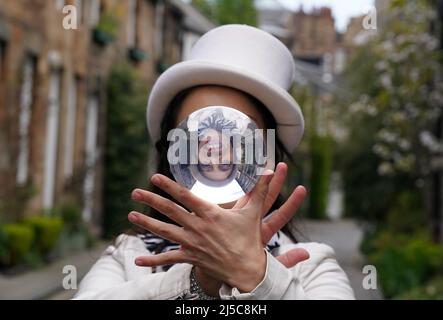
top-left (156, 61), bottom-right (170, 74)
top-left (0, 182), bottom-right (37, 223)
top-left (58, 202), bottom-right (82, 234)
top-left (1, 224), bottom-right (34, 266)
top-left (360, 228), bottom-right (379, 256)
top-left (103, 63), bottom-right (150, 238)
top-left (22, 248), bottom-right (43, 269)
top-left (192, 0), bottom-right (216, 22)
top-left (368, 231), bottom-right (443, 298)
top-left (216, 0), bottom-right (257, 26)
top-left (95, 12), bottom-right (119, 38)
top-left (128, 47), bottom-right (148, 62)
top-left (0, 227), bottom-right (8, 265)
top-left (336, 0), bottom-right (442, 225)
top-left (24, 216), bottom-right (63, 256)
top-left (384, 191), bottom-right (426, 234)
top-left (309, 135), bottom-right (333, 219)
top-left (79, 224), bottom-right (96, 249)
top-left (191, 0), bottom-right (257, 26)
top-left (394, 276), bottom-right (443, 300)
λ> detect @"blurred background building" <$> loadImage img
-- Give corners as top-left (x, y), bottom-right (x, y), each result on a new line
top-left (0, 0), bottom-right (213, 234)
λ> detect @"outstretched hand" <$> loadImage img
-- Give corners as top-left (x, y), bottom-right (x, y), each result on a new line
top-left (129, 162), bottom-right (309, 292)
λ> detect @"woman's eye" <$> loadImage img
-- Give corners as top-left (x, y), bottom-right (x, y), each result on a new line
top-left (198, 164), bottom-right (213, 172)
top-left (218, 164), bottom-right (233, 172)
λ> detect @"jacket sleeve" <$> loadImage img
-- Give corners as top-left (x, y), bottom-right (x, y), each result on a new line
top-left (73, 235), bottom-right (194, 300)
top-left (219, 242), bottom-right (355, 300)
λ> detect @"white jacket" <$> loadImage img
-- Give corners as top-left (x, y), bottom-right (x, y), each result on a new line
top-left (73, 232), bottom-right (355, 300)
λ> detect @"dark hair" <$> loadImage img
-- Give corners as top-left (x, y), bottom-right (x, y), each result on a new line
top-left (199, 109), bottom-right (237, 132)
top-left (139, 85), bottom-right (298, 243)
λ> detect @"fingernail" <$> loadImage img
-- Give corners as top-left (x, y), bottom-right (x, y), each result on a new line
top-left (132, 190), bottom-right (142, 201)
top-left (135, 258), bottom-right (143, 266)
top-left (151, 175), bottom-right (160, 184)
top-left (128, 212), bottom-right (139, 223)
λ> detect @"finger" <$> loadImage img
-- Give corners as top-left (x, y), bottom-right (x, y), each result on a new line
top-left (232, 193), bottom-right (250, 209)
top-left (262, 162), bottom-right (288, 217)
top-left (131, 189), bottom-right (197, 229)
top-left (151, 174), bottom-right (213, 216)
top-left (135, 250), bottom-right (189, 267)
top-left (246, 170), bottom-right (274, 213)
top-left (276, 248), bottom-right (310, 268)
top-left (128, 211), bottom-right (190, 246)
top-left (261, 186), bottom-right (307, 244)
top-left (235, 163), bottom-right (285, 211)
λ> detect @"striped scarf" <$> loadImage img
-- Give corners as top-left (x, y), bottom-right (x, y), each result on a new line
top-left (137, 231), bottom-right (282, 273)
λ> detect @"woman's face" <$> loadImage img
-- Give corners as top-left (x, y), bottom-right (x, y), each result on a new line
top-left (175, 85), bottom-right (266, 208)
top-left (198, 128), bottom-right (234, 182)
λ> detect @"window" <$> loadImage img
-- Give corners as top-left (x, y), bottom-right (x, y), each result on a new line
top-left (16, 55), bottom-right (36, 185)
top-left (89, 0), bottom-right (102, 27)
top-left (155, 0), bottom-right (165, 58)
top-left (55, 0), bottom-right (65, 11)
top-left (0, 41), bottom-right (7, 171)
top-left (127, 0), bottom-right (138, 47)
top-left (63, 74), bottom-right (79, 179)
top-left (43, 69), bottom-right (62, 209)
top-left (82, 91), bottom-right (100, 221)
top-left (74, 0), bottom-right (83, 24)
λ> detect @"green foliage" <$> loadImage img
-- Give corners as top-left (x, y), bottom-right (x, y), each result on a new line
top-left (308, 135), bottom-right (332, 219)
top-left (336, 0), bottom-right (439, 222)
top-left (395, 276), bottom-right (443, 300)
top-left (215, 0), bottom-right (257, 26)
top-left (0, 182), bottom-right (37, 223)
top-left (192, 0), bottom-right (216, 22)
top-left (191, 0), bottom-right (257, 26)
top-left (336, 0), bottom-right (443, 299)
top-left (359, 190), bottom-right (434, 298)
top-left (338, 122), bottom-right (400, 221)
top-left (74, 223), bottom-right (96, 249)
top-left (384, 191), bottom-right (426, 234)
top-left (366, 231), bottom-right (443, 298)
top-left (1, 224), bottom-right (34, 266)
top-left (22, 248), bottom-right (43, 269)
top-left (0, 209), bottom-right (94, 270)
top-left (96, 12), bottom-right (119, 38)
top-left (104, 63), bottom-right (150, 238)
top-left (339, 45), bottom-right (394, 222)
top-left (0, 228), bottom-right (8, 265)
top-left (57, 202), bottom-right (83, 234)
top-left (340, 0), bottom-right (442, 180)
top-left (23, 216), bottom-right (63, 255)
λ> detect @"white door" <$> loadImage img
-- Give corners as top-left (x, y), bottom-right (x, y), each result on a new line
top-left (43, 69), bottom-right (62, 210)
top-left (16, 56), bottom-right (35, 185)
top-left (127, 0), bottom-right (137, 47)
top-left (82, 93), bottom-right (99, 221)
top-left (63, 74), bottom-right (77, 179)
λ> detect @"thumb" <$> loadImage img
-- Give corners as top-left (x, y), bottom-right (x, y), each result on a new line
top-left (276, 248), bottom-right (310, 268)
top-left (247, 170), bottom-right (274, 211)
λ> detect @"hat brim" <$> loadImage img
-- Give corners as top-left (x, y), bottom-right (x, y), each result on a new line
top-left (147, 60), bottom-right (304, 152)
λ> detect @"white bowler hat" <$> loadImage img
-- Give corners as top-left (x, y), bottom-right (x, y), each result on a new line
top-left (146, 24), bottom-right (304, 152)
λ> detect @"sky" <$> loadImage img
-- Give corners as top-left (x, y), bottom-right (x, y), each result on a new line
top-left (257, 0), bottom-right (376, 32)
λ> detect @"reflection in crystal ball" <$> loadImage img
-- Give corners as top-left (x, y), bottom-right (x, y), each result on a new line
top-left (168, 106), bottom-right (274, 204)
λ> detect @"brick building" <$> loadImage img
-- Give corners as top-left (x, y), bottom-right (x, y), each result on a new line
top-left (289, 7), bottom-right (336, 65)
top-left (0, 0), bottom-right (213, 234)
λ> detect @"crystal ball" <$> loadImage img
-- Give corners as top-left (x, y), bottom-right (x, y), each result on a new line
top-left (167, 106), bottom-right (274, 204)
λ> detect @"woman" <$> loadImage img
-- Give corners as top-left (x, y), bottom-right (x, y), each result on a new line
top-left (74, 25), bottom-right (355, 300)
